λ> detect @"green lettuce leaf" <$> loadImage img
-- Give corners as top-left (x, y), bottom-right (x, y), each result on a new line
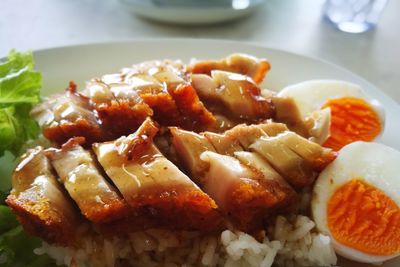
top-left (0, 207), bottom-right (56, 267)
top-left (0, 50), bottom-right (41, 158)
top-left (0, 51), bottom-right (57, 267)
top-left (0, 192), bottom-right (6, 205)
top-left (0, 67), bottom-right (41, 105)
top-left (0, 50), bottom-right (34, 78)
top-left (0, 205), bottom-right (18, 233)
top-left (0, 226), bottom-right (57, 267)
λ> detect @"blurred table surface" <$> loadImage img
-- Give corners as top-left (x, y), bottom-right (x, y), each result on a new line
top-left (1, 0), bottom-right (399, 103)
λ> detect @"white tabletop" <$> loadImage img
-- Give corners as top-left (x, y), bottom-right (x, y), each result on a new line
top-left (1, 0), bottom-right (399, 103)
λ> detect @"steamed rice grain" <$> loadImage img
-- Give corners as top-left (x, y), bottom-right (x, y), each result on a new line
top-left (34, 215), bottom-right (337, 267)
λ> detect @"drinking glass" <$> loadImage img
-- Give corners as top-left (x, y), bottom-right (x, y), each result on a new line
top-left (323, 0), bottom-right (388, 33)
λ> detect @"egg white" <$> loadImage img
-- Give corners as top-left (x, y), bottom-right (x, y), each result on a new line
top-left (312, 141), bottom-right (400, 263)
top-left (278, 80), bottom-right (385, 128)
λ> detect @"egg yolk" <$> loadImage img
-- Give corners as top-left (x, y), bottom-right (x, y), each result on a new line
top-left (328, 179), bottom-right (400, 255)
top-left (322, 97), bottom-right (381, 151)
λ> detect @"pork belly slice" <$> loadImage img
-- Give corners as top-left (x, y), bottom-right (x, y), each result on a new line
top-left (219, 122), bottom-right (287, 150)
top-left (223, 122), bottom-right (335, 171)
top-left (122, 59), bottom-right (187, 80)
top-left (204, 131), bottom-right (243, 156)
top-left (200, 151), bottom-right (285, 232)
top-left (221, 122), bottom-right (335, 188)
top-left (191, 71), bottom-right (275, 122)
top-left (170, 127), bottom-right (216, 184)
top-left (204, 125), bottom-right (298, 214)
top-left (6, 147), bottom-right (80, 245)
top-left (249, 135), bottom-right (318, 189)
top-left (126, 70), bottom-right (216, 131)
top-left (171, 127), bottom-right (296, 232)
top-left (272, 96), bottom-right (331, 144)
top-left (168, 83), bottom-right (216, 131)
top-left (233, 151), bottom-right (297, 212)
top-left (93, 119), bottom-right (221, 232)
top-left (213, 122), bottom-right (331, 188)
top-left (85, 80), bottom-right (153, 139)
top-left (102, 71), bottom-right (182, 127)
top-left (31, 83), bottom-right (105, 145)
top-left (271, 131), bottom-right (337, 172)
top-left (189, 53), bottom-right (270, 84)
top-left (132, 78), bottom-right (182, 126)
top-left (48, 138), bottom-right (127, 224)
top-left (272, 96), bottom-right (312, 138)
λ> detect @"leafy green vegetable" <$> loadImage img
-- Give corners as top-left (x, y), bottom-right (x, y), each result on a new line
top-left (0, 190), bottom-right (8, 204)
top-left (0, 207), bottom-right (56, 267)
top-left (0, 205), bottom-right (18, 233)
top-left (0, 52), bottom-right (57, 267)
top-left (0, 225), bottom-right (57, 267)
top-left (0, 50), bottom-right (42, 158)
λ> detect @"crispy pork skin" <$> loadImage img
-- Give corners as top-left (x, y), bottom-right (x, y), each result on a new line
top-left (204, 122), bottom-right (336, 189)
top-left (200, 151), bottom-right (288, 232)
top-left (204, 125), bottom-right (298, 219)
top-left (168, 83), bottom-right (217, 131)
top-left (191, 71), bottom-right (275, 122)
top-left (171, 127), bottom-right (297, 233)
top-left (93, 119), bottom-right (222, 232)
top-left (6, 147), bottom-right (80, 245)
top-left (48, 138), bottom-right (127, 224)
top-left (86, 80), bottom-right (153, 139)
top-left (233, 151), bottom-right (297, 212)
top-left (189, 53), bottom-right (271, 84)
top-left (31, 83), bottom-right (105, 145)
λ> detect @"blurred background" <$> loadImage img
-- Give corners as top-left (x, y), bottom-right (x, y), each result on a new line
top-left (0, 0), bottom-right (398, 102)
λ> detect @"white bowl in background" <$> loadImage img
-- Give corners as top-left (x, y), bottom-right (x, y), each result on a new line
top-left (119, 0), bottom-right (265, 25)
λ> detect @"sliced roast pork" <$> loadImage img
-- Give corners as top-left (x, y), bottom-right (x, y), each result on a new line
top-left (48, 138), bottom-right (127, 224)
top-left (210, 122), bottom-right (336, 189)
top-left (171, 127), bottom-right (297, 233)
top-left (31, 82), bottom-right (106, 145)
top-left (272, 96), bottom-right (331, 144)
top-left (168, 83), bottom-right (216, 131)
top-left (6, 147), bottom-right (80, 245)
top-left (85, 80), bottom-right (153, 139)
top-left (189, 53), bottom-right (271, 84)
top-left (116, 66), bottom-right (216, 131)
top-left (170, 127), bottom-right (216, 184)
top-left (191, 71), bottom-right (275, 122)
top-left (93, 118), bottom-right (222, 232)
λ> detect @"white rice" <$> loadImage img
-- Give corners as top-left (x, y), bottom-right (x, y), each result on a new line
top-left (33, 215), bottom-right (337, 267)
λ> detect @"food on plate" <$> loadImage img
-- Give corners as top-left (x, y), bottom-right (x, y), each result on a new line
top-left (1, 52), bottom-right (398, 267)
top-left (5, 146), bottom-right (80, 245)
top-left (48, 137), bottom-right (127, 225)
top-left (191, 71), bottom-right (275, 121)
top-left (93, 118), bottom-right (222, 233)
top-left (0, 51), bottom-right (55, 267)
top-left (189, 53), bottom-right (270, 84)
top-left (312, 141), bottom-right (400, 264)
top-left (278, 80), bottom-right (384, 150)
top-left (31, 82), bottom-right (106, 145)
top-left (0, 50), bottom-right (41, 157)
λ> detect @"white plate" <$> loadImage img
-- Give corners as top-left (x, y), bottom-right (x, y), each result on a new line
top-left (2, 39), bottom-right (400, 267)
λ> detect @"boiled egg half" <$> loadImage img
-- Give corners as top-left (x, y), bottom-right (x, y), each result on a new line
top-left (278, 80), bottom-right (384, 151)
top-left (312, 141), bottom-right (400, 263)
